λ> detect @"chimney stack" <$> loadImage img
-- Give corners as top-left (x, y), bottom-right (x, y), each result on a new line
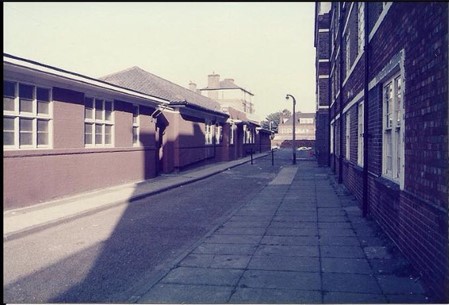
top-left (208, 72), bottom-right (220, 89)
top-left (188, 81), bottom-right (197, 92)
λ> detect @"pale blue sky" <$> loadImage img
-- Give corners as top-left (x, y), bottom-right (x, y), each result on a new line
top-left (4, 2), bottom-right (317, 120)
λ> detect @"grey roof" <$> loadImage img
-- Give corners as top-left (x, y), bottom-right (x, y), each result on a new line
top-left (100, 66), bottom-right (223, 112)
top-left (200, 79), bottom-right (254, 96)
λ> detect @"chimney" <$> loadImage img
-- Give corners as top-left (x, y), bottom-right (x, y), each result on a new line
top-left (208, 72), bottom-right (220, 89)
top-left (188, 81), bottom-right (197, 92)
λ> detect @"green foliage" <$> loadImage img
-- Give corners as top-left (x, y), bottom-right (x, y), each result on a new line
top-left (261, 109), bottom-right (291, 132)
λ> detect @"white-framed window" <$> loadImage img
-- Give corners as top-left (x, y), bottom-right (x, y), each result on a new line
top-left (229, 123), bottom-right (235, 145)
top-left (357, 2), bottom-right (365, 55)
top-left (215, 124), bottom-right (222, 145)
top-left (382, 72), bottom-right (404, 185)
top-left (345, 30), bottom-right (351, 75)
top-left (300, 118), bottom-right (314, 124)
top-left (330, 123), bottom-right (334, 154)
top-left (84, 97), bottom-right (114, 147)
top-left (205, 121), bottom-right (213, 145)
top-left (244, 125), bottom-right (255, 144)
top-left (3, 80), bottom-right (52, 149)
top-left (345, 112), bottom-right (351, 160)
top-left (132, 105), bottom-right (140, 146)
top-left (357, 101), bottom-right (364, 166)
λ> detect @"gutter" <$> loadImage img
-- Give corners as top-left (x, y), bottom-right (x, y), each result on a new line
top-left (362, 2), bottom-right (370, 218)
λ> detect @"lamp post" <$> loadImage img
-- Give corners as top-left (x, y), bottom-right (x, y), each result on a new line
top-left (286, 94), bottom-right (296, 165)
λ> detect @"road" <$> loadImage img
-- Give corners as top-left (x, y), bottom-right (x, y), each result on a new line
top-left (4, 150), bottom-right (295, 303)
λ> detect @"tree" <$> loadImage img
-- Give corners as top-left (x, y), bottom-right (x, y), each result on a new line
top-left (261, 109), bottom-right (291, 132)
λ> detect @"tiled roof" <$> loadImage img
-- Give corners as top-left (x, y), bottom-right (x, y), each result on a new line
top-left (100, 66), bottom-right (223, 112)
top-left (200, 79), bottom-right (254, 96)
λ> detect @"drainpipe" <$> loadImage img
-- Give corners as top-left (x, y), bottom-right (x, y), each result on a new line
top-left (362, 2), bottom-right (370, 217)
top-left (338, 3), bottom-right (345, 184)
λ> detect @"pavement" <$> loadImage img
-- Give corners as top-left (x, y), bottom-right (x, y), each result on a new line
top-left (3, 151), bottom-right (432, 303)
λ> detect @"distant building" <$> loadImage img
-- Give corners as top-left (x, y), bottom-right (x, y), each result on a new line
top-left (273, 112), bottom-right (316, 148)
top-left (199, 73), bottom-right (255, 115)
top-left (315, 2), bottom-right (448, 301)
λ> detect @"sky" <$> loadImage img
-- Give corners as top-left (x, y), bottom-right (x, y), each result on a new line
top-left (4, 2), bottom-right (317, 121)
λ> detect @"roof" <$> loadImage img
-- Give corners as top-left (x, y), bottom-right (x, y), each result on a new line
top-left (3, 53), bottom-right (169, 106)
top-left (100, 66), bottom-right (224, 113)
top-left (200, 78), bottom-right (254, 96)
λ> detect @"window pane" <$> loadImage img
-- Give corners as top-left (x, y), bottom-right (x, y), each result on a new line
top-left (37, 100), bottom-right (50, 115)
top-left (3, 96), bottom-right (15, 111)
top-left (20, 98), bottom-right (33, 113)
top-left (133, 126), bottom-right (139, 144)
top-left (3, 117), bottom-right (15, 145)
top-left (20, 118), bottom-right (33, 131)
top-left (105, 101), bottom-right (112, 121)
top-left (85, 97), bottom-right (93, 119)
top-left (4, 81), bottom-right (16, 97)
top-left (95, 124), bottom-right (103, 144)
top-left (105, 125), bottom-right (112, 144)
top-left (37, 87), bottom-right (50, 101)
top-left (19, 84), bottom-right (33, 99)
top-left (37, 120), bottom-right (49, 146)
top-left (95, 99), bottom-right (103, 120)
top-left (84, 123), bottom-right (93, 145)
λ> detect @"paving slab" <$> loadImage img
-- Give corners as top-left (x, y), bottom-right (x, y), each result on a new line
top-left (139, 283), bottom-right (233, 303)
top-left (321, 257), bottom-right (372, 274)
top-left (161, 267), bottom-right (243, 286)
top-left (204, 234), bottom-right (262, 245)
top-left (179, 254), bottom-right (251, 269)
top-left (239, 270), bottom-right (321, 290)
top-left (320, 245), bottom-right (366, 258)
top-left (254, 245), bottom-right (319, 257)
top-left (261, 235), bottom-right (319, 246)
top-left (248, 256), bottom-right (320, 273)
top-left (323, 291), bottom-right (387, 303)
top-left (193, 243), bottom-right (257, 255)
top-left (230, 287), bottom-right (322, 304)
top-left (322, 273), bottom-right (382, 294)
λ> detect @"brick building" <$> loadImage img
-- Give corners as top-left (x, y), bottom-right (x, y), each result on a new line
top-left (314, 2), bottom-right (331, 166)
top-left (3, 54), bottom-right (271, 210)
top-left (317, 2), bottom-right (448, 300)
top-left (272, 112), bottom-right (316, 149)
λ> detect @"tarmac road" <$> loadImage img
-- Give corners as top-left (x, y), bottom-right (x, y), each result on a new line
top-left (3, 150), bottom-right (292, 303)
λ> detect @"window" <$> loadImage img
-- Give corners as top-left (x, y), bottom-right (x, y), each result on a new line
top-left (330, 123), bottom-right (334, 154)
top-left (229, 123), bottom-right (235, 145)
top-left (3, 81), bottom-right (52, 149)
top-left (357, 102), bottom-right (364, 166)
top-left (300, 118), bottom-right (314, 124)
top-left (357, 2), bottom-right (365, 55)
top-left (382, 73), bottom-right (404, 185)
top-left (215, 124), bottom-right (222, 145)
top-left (132, 105), bottom-right (140, 146)
top-left (345, 112), bottom-right (350, 160)
top-left (205, 122), bottom-right (213, 145)
top-left (84, 97), bottom-right (113, 146)
top-left (345, 30), bottom-right (351, 74)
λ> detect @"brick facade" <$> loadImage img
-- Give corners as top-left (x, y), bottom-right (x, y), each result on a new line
top-left (320, 2), bottom-right (448, 301)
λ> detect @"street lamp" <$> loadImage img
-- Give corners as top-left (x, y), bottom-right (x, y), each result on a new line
top-left (286, 94), bottom-right (296, 165)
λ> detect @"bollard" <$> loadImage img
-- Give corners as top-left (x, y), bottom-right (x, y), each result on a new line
top-left (250, 149), bottom-right (254, 165)
top-left (271, 149), bottom-right (274, 166)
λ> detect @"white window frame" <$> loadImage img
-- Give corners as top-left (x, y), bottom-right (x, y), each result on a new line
top-left (382, 72), bottom-right (404, 187)
top-left (330, 123), bottom-right (334, 154)
top-left (357, 101), bottom-right (364, 167)
top-left (345, 112), bottom-right (351, 160)
top-left (215, 124), bottom-right (222, 145)
top-left (345, 30), bottom-right (351, 75)
top-left (132, 105), bottom-right (140, 146)
top-left (205, 121), bottom-right (213, 145)
top-left (357, 2), bottom-right (365, 56)
top-left (3, 80), bottom-right (53, 150)
top-left (229, 123), bottom-right (235, 145)
top-left (84, 97), bottom-right (114, 147)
